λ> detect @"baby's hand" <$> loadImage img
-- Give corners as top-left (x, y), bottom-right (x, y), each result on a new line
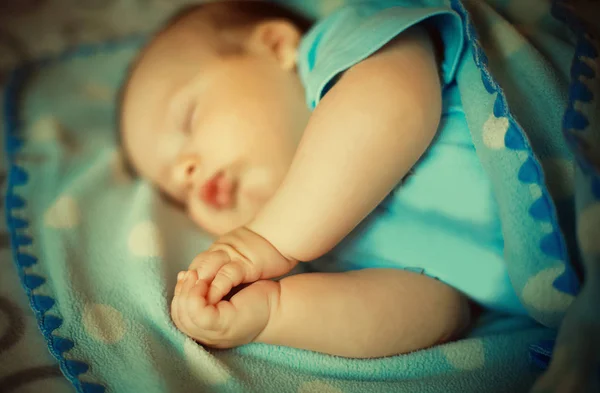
top-left (171, 269), bottom-right (277, 348)
top-left (188, 226), bottom-right (294, 304)
top-left (170, 226), bottom-right (296, 347)
top-left (190, 246), bottom-right (259, 305)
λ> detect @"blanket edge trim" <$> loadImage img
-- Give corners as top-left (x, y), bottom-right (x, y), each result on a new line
top-left (3, 35), bottom-right (145, 393)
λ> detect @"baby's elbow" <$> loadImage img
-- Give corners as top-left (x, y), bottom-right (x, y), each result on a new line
top-left (284, 233), bottom-right (341, 263)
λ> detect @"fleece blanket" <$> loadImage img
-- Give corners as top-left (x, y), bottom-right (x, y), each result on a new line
top-left (3, 0), bottom-right (598, 392)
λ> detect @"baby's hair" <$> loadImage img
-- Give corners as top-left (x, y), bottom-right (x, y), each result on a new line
top-left (164, 1), bottom-right (313, 40)
top-left (116, 0), bottom-right (313, 179)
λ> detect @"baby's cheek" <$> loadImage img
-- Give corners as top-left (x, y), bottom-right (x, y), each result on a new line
top-left (241, 167), bottom-right (280, 204)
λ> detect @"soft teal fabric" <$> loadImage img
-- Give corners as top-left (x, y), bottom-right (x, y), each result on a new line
top-left (297, 1), bottom-right (525, 315)
top-left (297, 1), bottom-right (465, 106)
top-left (4, 1), bottom-right (599, 393)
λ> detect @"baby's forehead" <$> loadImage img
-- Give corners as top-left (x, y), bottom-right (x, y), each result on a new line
top-left (127, 29), bottom-right (217, 100)
top-left (118, 11), bottom-right (214, 176)
top-left (140, 22), bottom-right (210, 68)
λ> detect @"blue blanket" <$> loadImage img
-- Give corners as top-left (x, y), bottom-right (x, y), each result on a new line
top-left (3, 1), bottom-right (599, 392)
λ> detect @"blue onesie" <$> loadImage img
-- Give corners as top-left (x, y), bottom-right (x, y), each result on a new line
top-left (296, 0), bottom-right (528, 316)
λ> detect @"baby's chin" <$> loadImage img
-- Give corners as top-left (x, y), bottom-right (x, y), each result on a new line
top-left (188, 203), bottom-right (255, 236)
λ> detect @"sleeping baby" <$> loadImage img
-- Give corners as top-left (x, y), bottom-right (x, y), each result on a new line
top-left (119, 0), bottom-right (532, 358)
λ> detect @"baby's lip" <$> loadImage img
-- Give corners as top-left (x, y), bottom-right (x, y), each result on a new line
top-left (199, 171), bottom-right (235, 209)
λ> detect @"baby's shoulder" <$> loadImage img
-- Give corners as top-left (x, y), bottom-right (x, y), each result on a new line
top-left (297, 0), bottom-right (464, 109)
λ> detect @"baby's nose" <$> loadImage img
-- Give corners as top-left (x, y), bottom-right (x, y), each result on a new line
top-left (172, 156), bottom-right (200, 188)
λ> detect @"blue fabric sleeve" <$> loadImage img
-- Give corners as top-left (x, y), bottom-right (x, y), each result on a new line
top-left (297, 0), bottom-right (465, 109)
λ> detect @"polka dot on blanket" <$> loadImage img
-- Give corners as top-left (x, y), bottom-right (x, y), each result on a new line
top-left (128, 220), bottom-right (163, 258)
top-left (45, 195), bottom-right (80, 229)
top-left (521, 265), bottom-right (575, 313)
top-left (529, 184), bottom-right (543, 200)
top-left (82, 303), bottom-right (126, 344)
top-left (297, 380), bottom-right (344, 393)
top-left (482, 113), bottom-right (509, 149)
top-left (28, 115), bottom-right (63, 142)
top-left (440, 338), bottom-right (486, 370)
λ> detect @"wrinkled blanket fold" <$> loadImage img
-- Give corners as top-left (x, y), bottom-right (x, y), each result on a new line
top-left (4, 1), bottom-right (599, 392)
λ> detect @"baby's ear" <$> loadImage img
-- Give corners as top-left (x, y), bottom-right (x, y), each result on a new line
top-left (248, 20), bottom-right (300, 70)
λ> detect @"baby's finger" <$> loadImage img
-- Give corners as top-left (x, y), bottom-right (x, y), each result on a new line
top-left (174, 271), bottom-right (186, 296)
top-left (207, 262), bottom-right (245, 305)
top-left (176, 271), bottom-right (200, 335)
top-left (187, 280), bottom-right (220, 331)
top-left (180, 270), bottom-right (197, 291)
top-left (170, 271), bottom-right (187, 328)
top-left (170, 293), bottom-right (181, 329)
top-left (193, 250), bottom-right (231, 281)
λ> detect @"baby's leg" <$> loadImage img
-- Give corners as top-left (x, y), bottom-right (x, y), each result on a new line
top-left (257, 268), bottom-right (471, 358)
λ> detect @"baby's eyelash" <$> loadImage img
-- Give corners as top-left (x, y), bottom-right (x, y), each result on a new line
top-left (182, 105), bottom-right (194, 134)
top-left (172, 98), bottom-right (194, 134)
top-left (185, 104), bottom-right (200, 134)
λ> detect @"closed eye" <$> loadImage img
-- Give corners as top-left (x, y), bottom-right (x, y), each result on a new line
top-left (173, 97), bottom-right (196, 134)
top-left (184, 103), bottom-right (198, 134)
top-left (182, 103), bottom-right (194, 134)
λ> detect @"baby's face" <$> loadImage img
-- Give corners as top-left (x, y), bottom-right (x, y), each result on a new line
top-left (122, 23), bottom-right (309, 235)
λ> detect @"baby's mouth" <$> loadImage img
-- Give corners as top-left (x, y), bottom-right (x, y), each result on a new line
top-left (199, 171), bottom-right (236, 209)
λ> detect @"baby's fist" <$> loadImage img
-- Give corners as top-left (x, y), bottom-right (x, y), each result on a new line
top-left (192, 247), bottom-right (257, 305)
top-left (188, 226), bottom-right (296, 304)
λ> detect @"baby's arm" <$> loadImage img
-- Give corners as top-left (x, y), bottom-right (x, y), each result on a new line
top-left (175, 266), bottom-right (469, 357)
top-left (259, 268), bottom-right (469, 357)
top-left (248, 26), bottom-right (442, 262)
